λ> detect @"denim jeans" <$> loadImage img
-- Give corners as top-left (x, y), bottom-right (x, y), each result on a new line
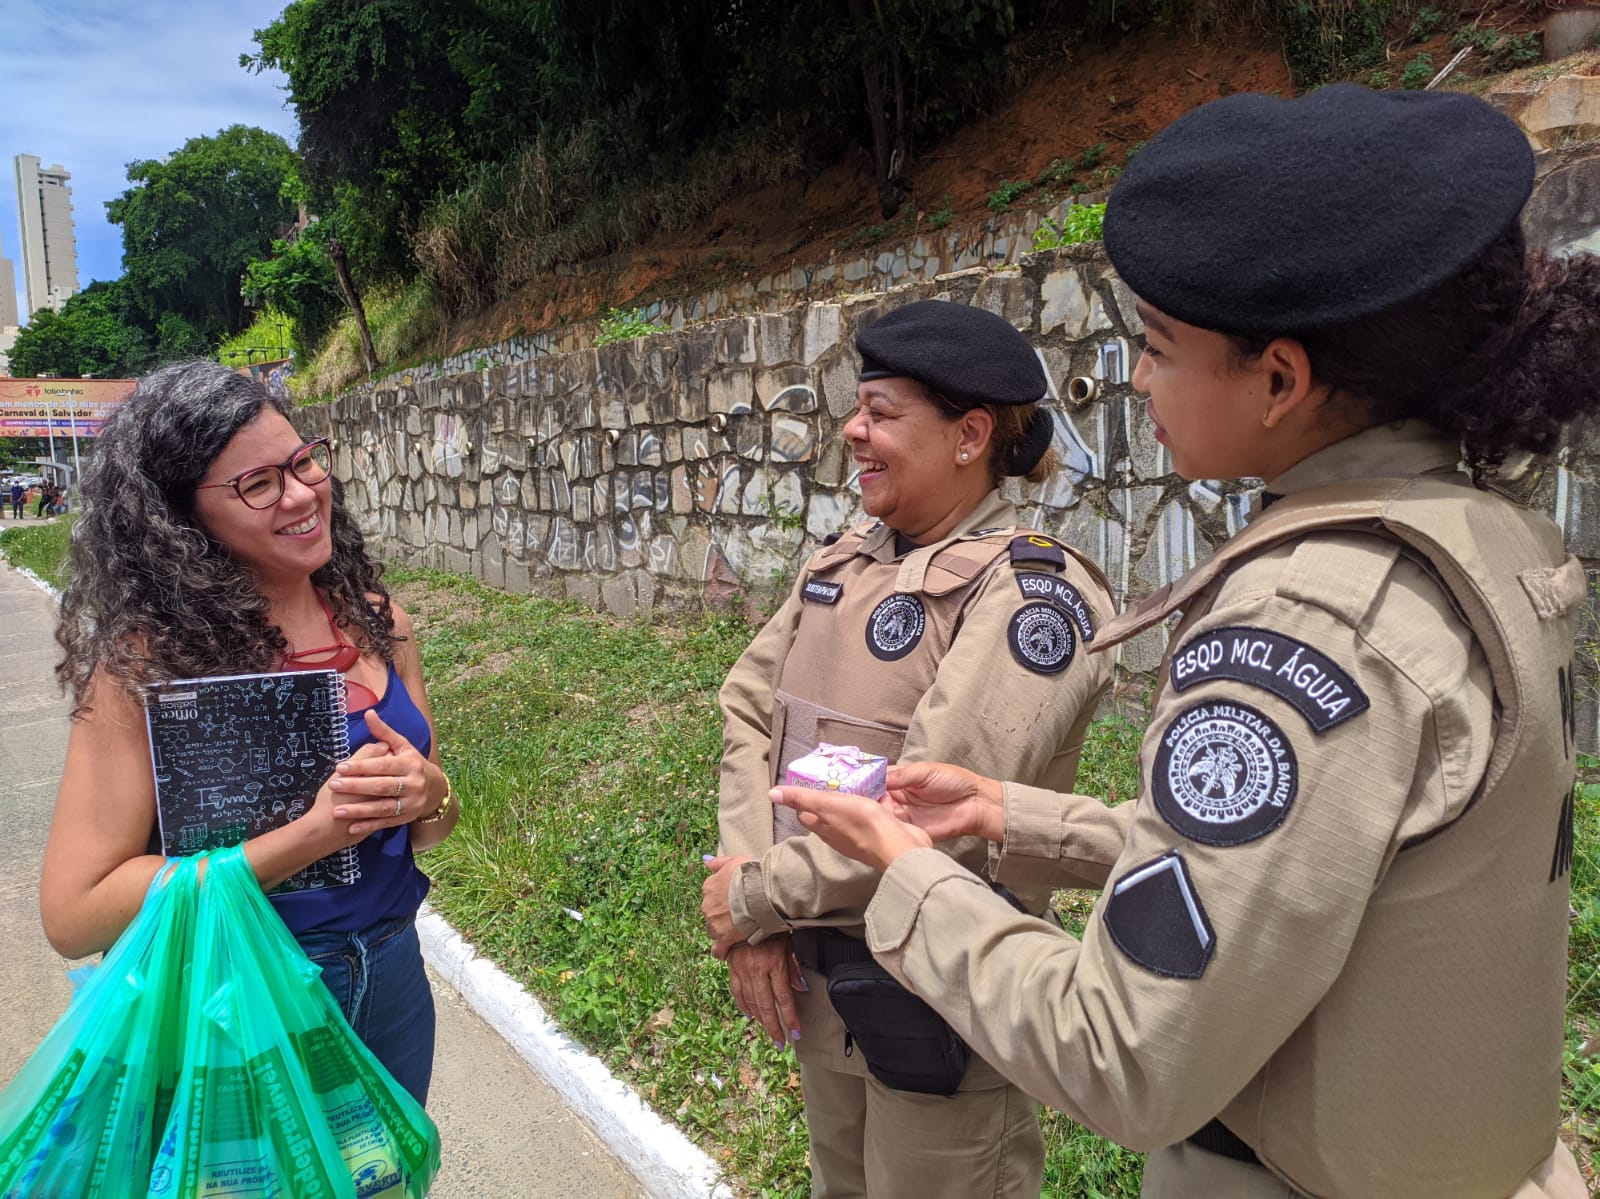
top-left (297, 913), bottom-right (436, 1106)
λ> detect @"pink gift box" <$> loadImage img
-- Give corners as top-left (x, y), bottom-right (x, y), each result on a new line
top-left (784, 743), bottom-right (888, 800)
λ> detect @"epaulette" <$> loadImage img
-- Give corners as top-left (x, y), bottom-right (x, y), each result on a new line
top-left (1009, 533), bottom-right (1067, 571)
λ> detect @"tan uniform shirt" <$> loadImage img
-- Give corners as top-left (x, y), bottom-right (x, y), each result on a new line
top-left (719, 490), bottom-right (1114, 940)
top-left (859, 424), bottom-right (1585, 1198)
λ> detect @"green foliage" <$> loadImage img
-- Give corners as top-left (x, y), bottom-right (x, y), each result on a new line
top-left (1400, 51), bottom-right (1435, 89)
top-left (1036, 155), bottom-right (1079, 188)
top-left (106, 125), bottom-right (297, 341)
top-left (1406, 6), bottom-right (1448, 41)
top-left (927, 194), bottom-right (956, 229)
top-left (1078, 141), bottom-right (1108, 170)
top-left (216, 309), bottom-right (295, 371)
top-left (0, 515), bottom-right (76, 590)
top-left (1274, 0), bottom-right (1395, 89)
top-left (1567, 765), bottom-right (1600, 1152)
top-left (7, 281), bottom-right (152, 378)
top-left (242, 223), bottom-right (345, 359)
top-left (1366, 68), bottom-right (1393, 88)
top-left (1449, 25), bottom-right (1543, 70)
top-left (1033, 203), bottom-right (1108, 250)
top-left (988, 178), bottom-right (1034, 212)
top-left (840, 209), bottom-right (913, 250)
top-left (594, 308), bottom-right (662, 346)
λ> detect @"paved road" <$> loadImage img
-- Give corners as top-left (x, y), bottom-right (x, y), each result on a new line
top-left (0, 538), bottom-right (645, 1197)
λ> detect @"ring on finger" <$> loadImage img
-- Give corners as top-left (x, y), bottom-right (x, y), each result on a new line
top-left (393, 797), bottom-right (404, 817)
top-left (392, 776), bottom-right (404, 798)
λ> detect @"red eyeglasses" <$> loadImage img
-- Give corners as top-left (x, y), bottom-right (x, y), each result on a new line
top-left (195, 438), bottom-right (333, 509)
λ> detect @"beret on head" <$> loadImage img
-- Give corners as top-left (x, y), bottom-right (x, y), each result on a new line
top-left (856, 300), bottom-right (1048, 408)
top-left (1102, 84), bottom-right (1534, 337)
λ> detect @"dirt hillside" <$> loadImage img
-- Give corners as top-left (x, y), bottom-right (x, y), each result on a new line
top-left (440, 5), bottom-right (1547, 355)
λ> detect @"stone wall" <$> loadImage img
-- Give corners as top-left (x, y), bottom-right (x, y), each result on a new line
top-left (298, 244), bottom-right (1600, 747)
top-left (343, 195), bottom-right (1105, 391)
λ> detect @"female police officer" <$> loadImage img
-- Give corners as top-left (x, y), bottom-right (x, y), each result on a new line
top-left (769, 86), bottom-right (1599, 1198)
top-left (702, 300), bottom-right (1116, 1197)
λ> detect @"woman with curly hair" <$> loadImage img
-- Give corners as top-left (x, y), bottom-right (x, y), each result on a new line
top-left (40, 360), bottom-right (456, 1103)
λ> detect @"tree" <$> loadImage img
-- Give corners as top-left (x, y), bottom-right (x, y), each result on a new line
top-left (7, 282), bottom-right (153, 378)
top-left (243, 221), bottom-right (348, 361)
top-left (107, 125), bottom-right (297, 341)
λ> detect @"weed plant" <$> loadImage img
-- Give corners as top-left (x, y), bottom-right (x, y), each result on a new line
top-left (595, 308), bottom-right (662, 347)
top-left (1400, 51), bottom-right (1435, 89)
top-left (1034, 204), bottom-right (1108, 251)
top-left (988, 179), bottom-right (1034, 213)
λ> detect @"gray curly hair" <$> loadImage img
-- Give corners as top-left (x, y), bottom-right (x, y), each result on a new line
top-left (57, 360), bottom-right (396, 714)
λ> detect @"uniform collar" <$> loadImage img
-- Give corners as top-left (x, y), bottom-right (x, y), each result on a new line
top-left (860, 491), bottom-right (1018, 591)
top-left (859, 489), bottom-right (1017, 561)
top-left (1265, 419), bottom-right (1462, 500)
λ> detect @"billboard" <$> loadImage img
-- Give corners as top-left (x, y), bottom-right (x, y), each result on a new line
top-left (0, 379), bottom-right (136, 438)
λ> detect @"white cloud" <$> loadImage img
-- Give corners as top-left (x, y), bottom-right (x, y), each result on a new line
top-left (0, 0), bottom-right (299, 322)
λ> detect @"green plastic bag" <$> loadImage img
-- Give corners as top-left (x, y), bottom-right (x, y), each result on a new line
top-left (2, 847), bottom-right (441, 1198)
top-left (150, 846), bottom-right (440, 1198)
top-left (0, 857), bottom-right (197, 1198)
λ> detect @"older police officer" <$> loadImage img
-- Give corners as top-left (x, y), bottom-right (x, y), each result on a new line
top-left (703, 300), bottom-right (1115, 1197)
top-left (773, 86), bottom-right (1599, 1198)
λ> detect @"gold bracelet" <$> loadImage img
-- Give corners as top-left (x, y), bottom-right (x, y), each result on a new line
top-left (414, 773), bottom-right (455, 824)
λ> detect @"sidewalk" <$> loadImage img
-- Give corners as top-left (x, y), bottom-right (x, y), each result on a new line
top-left (0, 557), bottom-right (651, 1198)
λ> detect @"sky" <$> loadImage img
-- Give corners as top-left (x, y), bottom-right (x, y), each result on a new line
top-left (0, 0), bottom-right (300, 325)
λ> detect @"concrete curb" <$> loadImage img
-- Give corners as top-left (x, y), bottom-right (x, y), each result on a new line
top-left (417, 906), bottom-right (734, 1199)
top-left (7, 563), bottom-right (730, 1199)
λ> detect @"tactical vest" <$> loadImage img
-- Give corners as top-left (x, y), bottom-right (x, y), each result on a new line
top-left (1098, 475), bottom-right (1582, 1198)
top-left (769, 523), bottom-right (1110, 886)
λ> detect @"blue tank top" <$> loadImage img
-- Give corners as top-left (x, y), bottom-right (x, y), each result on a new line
top-left (270, 661), bottom-right (433, 936)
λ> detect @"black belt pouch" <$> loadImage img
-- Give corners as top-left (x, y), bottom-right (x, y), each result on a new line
top-left (825, 959), bottom-right (971, 1096)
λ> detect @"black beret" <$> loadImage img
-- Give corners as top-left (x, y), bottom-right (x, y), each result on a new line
top-left (1103, 84), bottom-right (1534, 337)
top-left (856, 300), bottom-right (1047, 408)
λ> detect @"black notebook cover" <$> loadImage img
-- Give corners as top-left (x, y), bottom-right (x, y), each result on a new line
top-left (143, 669), bottom-right (357, 892)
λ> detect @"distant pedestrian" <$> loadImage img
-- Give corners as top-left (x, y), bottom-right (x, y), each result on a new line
top-left (9, 480), bottom-right (22, 519)
top-left (35, 485), bottom-right (53, 520)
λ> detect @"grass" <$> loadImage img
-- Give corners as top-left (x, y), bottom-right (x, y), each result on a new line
top-left (389, 566), bottom-right (1149, 1195)
top-left (1566, 762), bottom-right (1600, 1175)
top-left (0, 515), bottom-right (75, 591)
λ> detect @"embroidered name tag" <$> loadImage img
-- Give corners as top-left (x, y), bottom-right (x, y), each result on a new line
top-left (1015, 572), bottom-right (1095, 642)
top-left (802, 579), bottom-right (843, 604)
top-left (1169, 626), bottom-right (1368, 734)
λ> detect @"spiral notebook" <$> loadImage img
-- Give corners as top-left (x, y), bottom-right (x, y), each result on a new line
top-left (143, 668), bottom-right (357, 892)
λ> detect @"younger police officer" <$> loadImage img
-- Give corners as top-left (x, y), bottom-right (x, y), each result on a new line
top-left (704, 300), bottom-right (1115, 1197)
top-left (773, 87), bottom-right (1600, 1197)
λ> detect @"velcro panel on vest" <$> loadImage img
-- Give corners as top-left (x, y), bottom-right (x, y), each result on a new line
top-left (919, 539), bottom-right (1011, 597)
top-left (1273, 533), bottom-right (1403, 630)
top-left (1519, 555), bottom-right (1587, 620)
top-left (805, 528), bottom-right (871, 575)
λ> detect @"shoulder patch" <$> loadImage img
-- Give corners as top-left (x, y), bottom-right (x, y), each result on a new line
top-left (1169, 626), bottom-right (1368, 734)
top-left (802, 578), bottom-right (843, 605)
top-left (822, 531), bottom-right (843, 546)
top-left (1007, 603), bottom-right (1076, 675)
top-left (1104, 853), bottom-right (1215, 978)
top-left (866, 593), bottom-right (926, 661)
top-left (1015, 572), bottom-right (1096, 643)
top-left (1153, 700), bottom-right (1298, 846)
top-left (1009, 534), bottom-right (1066, 570)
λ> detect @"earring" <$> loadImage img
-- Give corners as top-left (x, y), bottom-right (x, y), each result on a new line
top-left (960, 451), bottom-right (970, 461)
top-left (1261, 408), bottom-right (1273, 428)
